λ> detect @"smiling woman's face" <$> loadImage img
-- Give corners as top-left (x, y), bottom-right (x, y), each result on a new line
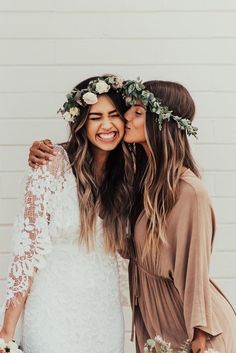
top-left (123, 100), bottom-right (147, 144)
top-left (85, 95), bottom-right (125, 152)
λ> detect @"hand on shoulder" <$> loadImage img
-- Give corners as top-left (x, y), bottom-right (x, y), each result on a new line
top-left (28, 139), bottom-right (57, 169)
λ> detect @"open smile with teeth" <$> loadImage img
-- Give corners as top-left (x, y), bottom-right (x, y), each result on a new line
top-left (96, 131), bottom-right (118, 142)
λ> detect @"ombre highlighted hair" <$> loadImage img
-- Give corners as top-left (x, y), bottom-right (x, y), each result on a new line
top-left (63, 75), bottom-right (133, 254)
top-left (131, 80), bottom-right (200, 258)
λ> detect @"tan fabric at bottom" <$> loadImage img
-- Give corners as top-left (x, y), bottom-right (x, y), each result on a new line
top-left (129, 170), bottom-right (236, 353)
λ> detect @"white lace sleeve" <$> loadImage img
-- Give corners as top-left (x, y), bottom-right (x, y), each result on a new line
top-left (5, 146), bottom-right (68, 308)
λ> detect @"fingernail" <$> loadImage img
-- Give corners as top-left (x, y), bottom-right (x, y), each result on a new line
top-left (49, 156), bottom-right (54, 161)
top-left (53, 151), bottom-right (58, 156)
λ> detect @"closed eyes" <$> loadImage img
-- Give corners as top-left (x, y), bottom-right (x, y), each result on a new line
top-left (89, 114), bottom-right (120, 120)
top-left (90, 117), bottom-right (101, 120)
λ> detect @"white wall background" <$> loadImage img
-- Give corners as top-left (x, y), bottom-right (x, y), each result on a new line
top-left (0, 1), bottom-right (236, 352)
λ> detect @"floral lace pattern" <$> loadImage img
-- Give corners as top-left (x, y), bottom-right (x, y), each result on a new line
top-left (6, 148), bottom-right (69, 306)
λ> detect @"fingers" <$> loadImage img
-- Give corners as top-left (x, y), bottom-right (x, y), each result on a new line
top-left (30, 147), bottom-right (54, 161)
top-left (28, 160), bottom-right (38, 169)
top-left (32, 140), bottom-right (57, 156)
top-left (28, 154), bottom-right (47, 168)
top-left (42, 139), bottom-right (57, 156)
top-left (43, 139), bottom-right (53, 146)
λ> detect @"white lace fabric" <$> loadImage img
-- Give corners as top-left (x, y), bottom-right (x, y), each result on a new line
top-left (6, 145), bottom-right (72, 307)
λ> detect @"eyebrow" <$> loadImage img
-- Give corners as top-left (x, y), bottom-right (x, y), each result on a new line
top-left (88, 109), bottom-right (118, 116)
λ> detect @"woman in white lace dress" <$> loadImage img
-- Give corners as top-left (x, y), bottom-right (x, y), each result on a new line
top-left (0, 75), bottom-right (133, 353)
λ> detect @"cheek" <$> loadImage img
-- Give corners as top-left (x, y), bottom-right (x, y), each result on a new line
top-left (85, 122), bottom-right (97, 141)
top-left (113, 118), bottom-right (125, 139)
top-left (133, 117), bottom-right (146, 138)
top-left (117, 120), bottom-right (125, 136)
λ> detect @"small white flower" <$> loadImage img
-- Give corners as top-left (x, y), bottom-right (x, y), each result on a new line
top-left (83, 92), bottom-right (98, 105)
top-left (63, 111), bottom-right (75, 123)
top-left (0, 338), bottom-right (6, 349)
top-left (69, 106), bottom-right (80, 117)
top-left (95, 80), bottom-right (110, 94)
top-left (154, 335), bottom-right (163, 344)
top-left (7, 341), bottom-right (18, 350)
top-left (125, 96), bottom-right (132, 104)
top-left (112, 77), bottom-right (124, 89)
top-left (205, 349), bottom-right (220, 353)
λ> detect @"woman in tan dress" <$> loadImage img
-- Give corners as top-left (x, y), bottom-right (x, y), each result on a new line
top-left (28, 79), bottom-right (236, 353)
top-left (123, 80), bottom-right (236, 353)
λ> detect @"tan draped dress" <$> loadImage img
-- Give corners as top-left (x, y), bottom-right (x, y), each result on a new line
top-left (129, 169), bottom-right (236, 353)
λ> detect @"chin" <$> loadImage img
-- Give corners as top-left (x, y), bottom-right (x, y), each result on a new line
top-left (94, 141), bottom-right (121, 152)
top-left (123, 136), bottom-right (134, 143)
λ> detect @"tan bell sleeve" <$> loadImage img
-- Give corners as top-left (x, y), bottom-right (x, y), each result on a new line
top-left (173, 182), bottom-right (223, 342)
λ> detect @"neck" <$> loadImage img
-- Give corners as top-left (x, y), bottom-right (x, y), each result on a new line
top-left (93, 148), bottom-right (109, 185)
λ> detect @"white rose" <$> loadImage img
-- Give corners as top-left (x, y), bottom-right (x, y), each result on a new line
top-left (69, 107), bottom-right (80, 117)
top-left (83, 92), bottom-right (98, 105)
top-left (95, 80), bottom-right (110, 94)
top-left (63, 111), bottom-right (75, 123)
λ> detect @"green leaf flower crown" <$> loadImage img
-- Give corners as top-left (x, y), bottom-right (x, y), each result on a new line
top-left (122, 78), bottom-right (198, 138)
top-left (58, 76), bottom-right (198, 138)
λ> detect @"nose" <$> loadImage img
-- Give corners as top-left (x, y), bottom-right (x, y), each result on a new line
top-left (102, 117), bottom-right (113, 129)
top-left (124, 110), bottom-right (132, 122)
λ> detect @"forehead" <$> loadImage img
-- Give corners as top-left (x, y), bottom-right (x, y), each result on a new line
top-left (89, 95), bottom-right (116, 113)
top-left (133, 99), bottom-right (145, 109)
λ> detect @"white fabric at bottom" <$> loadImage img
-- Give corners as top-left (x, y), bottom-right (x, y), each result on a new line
top-left (22, 242), bottom-right (124, 353)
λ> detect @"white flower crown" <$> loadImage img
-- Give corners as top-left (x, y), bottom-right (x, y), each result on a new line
top-left (57, 75), bottom-right (124, 123)
top-left (58, 76), bottom-right (198, 137)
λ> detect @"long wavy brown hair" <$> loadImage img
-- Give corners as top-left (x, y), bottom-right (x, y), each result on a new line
top-left (131, 80), bottom-right (200, 258)
top-left (64, 76), bottom-right (133, 254)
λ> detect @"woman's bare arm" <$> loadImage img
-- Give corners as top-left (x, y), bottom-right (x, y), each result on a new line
top-left (0, 288), bottom-right (30, 342)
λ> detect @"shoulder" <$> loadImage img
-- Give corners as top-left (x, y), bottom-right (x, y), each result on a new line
top-left (47, 144), bottom-right (71, 177)
top-left (178, 170), bottom-right (211, 207)
top-left (53, 144), bottom-right (70, 165)
top-left (29, 144), bottom-right (71, 179)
